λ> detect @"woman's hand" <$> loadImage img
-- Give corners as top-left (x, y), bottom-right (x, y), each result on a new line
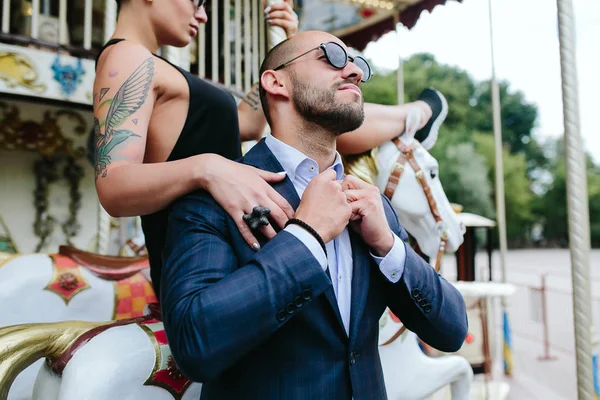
top-left (200, 154), bottom-right (295, 250)
top-left (264, 0), bottom-right (298, 39)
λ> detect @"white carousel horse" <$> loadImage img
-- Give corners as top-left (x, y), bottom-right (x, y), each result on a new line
top-left (0, 247), bottom-right (155, 400)
top-left (0, 109), bottom-right (470, 400)
top-left (378, 310), bottom-right (473, 400)
top-left (375, 108), bottom-right (465, 264)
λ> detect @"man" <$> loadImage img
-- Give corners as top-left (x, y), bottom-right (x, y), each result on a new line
top-left (161, 30), bottom-right (467, 400)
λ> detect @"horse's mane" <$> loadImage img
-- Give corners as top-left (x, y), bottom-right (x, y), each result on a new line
top-left (342, 148), bottom-right (379, 185)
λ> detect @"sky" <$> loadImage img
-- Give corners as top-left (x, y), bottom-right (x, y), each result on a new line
top-left (363, 0), bottom-right (600, 162)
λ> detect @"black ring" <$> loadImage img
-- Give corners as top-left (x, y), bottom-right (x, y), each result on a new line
top-left (243, 206), bottom-right (271, 230)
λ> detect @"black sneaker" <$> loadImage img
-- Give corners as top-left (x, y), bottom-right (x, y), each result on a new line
top-left (414, 88), bottom-right (448, 150)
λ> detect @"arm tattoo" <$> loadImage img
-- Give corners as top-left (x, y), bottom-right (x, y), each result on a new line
top-left (94, 58), bottom-right (154, 179)
top-left (99, 87), bottom-right (109, 101)
top-left (241, 84), bottom-right (261, 111)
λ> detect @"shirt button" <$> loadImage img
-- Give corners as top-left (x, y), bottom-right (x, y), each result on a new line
top-left (391, 271), bottom-right (398, 279)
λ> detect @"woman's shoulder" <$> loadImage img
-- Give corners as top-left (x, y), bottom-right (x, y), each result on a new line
top-left (96, 39), bottom-right (154, 73)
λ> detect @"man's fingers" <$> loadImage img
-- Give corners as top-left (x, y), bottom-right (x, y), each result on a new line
top-left (343, 189), bottom-right (370, 202)
top-left (235, 218), bottom-right (261, 251)
top-left (316, 169), bottom-right (337, 182)
top-left (349, 198), bottom-right (367, 216)
top-left (342, 174), bottom-right (370, 190)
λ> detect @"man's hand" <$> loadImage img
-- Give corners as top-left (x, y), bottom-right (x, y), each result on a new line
top-left (295, 170), bottom-right (351, 243)
top-left (342, 175), bottom-right (394, 257)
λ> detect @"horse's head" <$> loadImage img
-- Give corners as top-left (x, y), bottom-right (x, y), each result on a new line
top-left (375, 109), bottom-right (465, 262)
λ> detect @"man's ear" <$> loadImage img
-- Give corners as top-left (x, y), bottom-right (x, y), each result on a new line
top-left (260, 70), bottom-right (290, 99)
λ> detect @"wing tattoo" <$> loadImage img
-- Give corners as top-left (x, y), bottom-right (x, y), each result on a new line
top-left (94, 57), bottom-right (154, 179)
top-left (104, 57), bottom-right (154, 144)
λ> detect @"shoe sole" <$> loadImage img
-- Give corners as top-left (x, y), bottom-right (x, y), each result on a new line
top-left (420, 89), bottom-right (448, 150)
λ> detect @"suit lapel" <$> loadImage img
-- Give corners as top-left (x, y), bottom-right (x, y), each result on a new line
top-left (244, 139), bottom-right (347, 339)
top-left (348, 229), bottom-right (371, 346)
top-left (243, 139), bottom-right (300, 210)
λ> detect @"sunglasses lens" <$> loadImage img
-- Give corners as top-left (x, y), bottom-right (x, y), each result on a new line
top-left (354, 56), bottom-right (372, 82)
top-left (324, 42), bottom-right (348, 69)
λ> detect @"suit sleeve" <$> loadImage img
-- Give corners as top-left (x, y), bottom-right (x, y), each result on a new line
top-left (378, 195), bottom-right (468, 353)
top-left (160, 190), bottom-right (331, 382)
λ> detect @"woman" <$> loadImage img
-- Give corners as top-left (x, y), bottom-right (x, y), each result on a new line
top-left (93, 0), bottom-right (441, 296)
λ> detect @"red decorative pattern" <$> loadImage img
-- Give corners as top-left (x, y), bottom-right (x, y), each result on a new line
top-left (141, 321), bottom-right (192, 400)
top-left (46, 254), bottom-right (90, 304)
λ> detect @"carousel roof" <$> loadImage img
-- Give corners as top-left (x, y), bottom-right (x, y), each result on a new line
top-left (298, 0), bottom-right (462, 51)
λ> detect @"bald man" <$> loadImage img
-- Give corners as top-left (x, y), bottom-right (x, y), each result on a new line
top-left (161, 31), bottom-right (467, 400)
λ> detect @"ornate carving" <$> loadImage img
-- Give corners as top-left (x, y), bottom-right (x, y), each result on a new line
top-left (140, 322), bottom-right (192, 400)
top-left (52, 56), bottom-right (85, 97)
top-left (0, 102), bottom-right (87, 158)
top-left (0, 51), bottom-right (47, 93)
top-left (58, 272), bottom-right (79, 291)
top-left (45, 254), bottom-right (91, 304)
top-left (167, 356), bottom-right (185, 381)
top-left (0, 102), bottom-right (88, 250)
top-left (33, 155), bottom-right (84, 251)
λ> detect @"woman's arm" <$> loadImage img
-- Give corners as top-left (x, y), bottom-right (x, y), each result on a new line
top-left (237, 0), bottom-right (298, 141)
top-left (93, 42), bottom-right (292, 248)
top-left (336, 101), bottom-right (432, 155)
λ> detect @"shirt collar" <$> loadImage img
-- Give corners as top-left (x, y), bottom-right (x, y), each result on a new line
top-left (265, 134), bottom-right (344, 180)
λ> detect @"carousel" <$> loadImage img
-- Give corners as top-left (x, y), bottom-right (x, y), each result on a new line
top-left (1, 0), bottom-right (593, 399)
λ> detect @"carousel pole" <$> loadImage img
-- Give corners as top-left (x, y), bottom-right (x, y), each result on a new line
top-left (556, 0), bottom-right (595, 398)
top-left (487, 0), bottom-right (513, 376)
top-left (97, 0), bottom-right (118, 255)
top-left (394, 13), bottom-right (404, 106)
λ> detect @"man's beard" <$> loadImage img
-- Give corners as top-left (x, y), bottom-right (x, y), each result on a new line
top-left (290, 72), bottom-right (365, 136)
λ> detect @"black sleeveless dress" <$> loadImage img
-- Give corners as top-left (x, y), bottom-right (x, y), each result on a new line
top-left (95, 39), bottom-right (242, 297)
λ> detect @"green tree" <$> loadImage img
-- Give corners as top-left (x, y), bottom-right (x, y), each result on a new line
top-left (534, 139), bottom-right (600, 247)
top-left (428, 133), bottom-right (495, 218)
top-left (471, 81), bottom-right (546, 171)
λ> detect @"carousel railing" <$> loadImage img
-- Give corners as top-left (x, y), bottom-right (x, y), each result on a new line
top-left (0, 0), bottom-right (267, 88)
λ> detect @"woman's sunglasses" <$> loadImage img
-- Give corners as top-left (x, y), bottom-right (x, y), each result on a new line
top-left (192, 0), bottom-right (206, 9)
top-left (274, 41), bottom-right (372, 82)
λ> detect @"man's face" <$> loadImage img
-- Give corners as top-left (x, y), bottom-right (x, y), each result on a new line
top-left (288, 45), bottom-right (365, 136)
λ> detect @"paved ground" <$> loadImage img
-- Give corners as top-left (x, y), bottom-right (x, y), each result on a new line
top-left (441, 248), bottom-right (600, 400)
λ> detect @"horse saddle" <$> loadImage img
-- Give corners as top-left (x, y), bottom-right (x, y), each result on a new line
top-left (59, 245), bottom-right (149, 281)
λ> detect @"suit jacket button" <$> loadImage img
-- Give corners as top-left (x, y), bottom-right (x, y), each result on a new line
top-left (302, 288), bottom-right (312, 300)
top-left (423, 304), bottom-right (432, 313)
top-left (350, 352), bottom-right (357, 365)
top-left (294, 296), bottom-right (303, 308)
top-left (419, 298), bottom-right (428, 306)
top-left (276, 310), bottom-right (287, 322)
top-left (286, 303), bottom-right (295, 315)
top-left (411, 288), bottom-right (421, 298)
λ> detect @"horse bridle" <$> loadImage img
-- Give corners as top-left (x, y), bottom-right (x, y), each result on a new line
top-left (380, 137), bottom-right (448, 346)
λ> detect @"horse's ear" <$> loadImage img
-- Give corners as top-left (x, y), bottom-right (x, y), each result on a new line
top-left (399, 107), bottom-right (422, 145)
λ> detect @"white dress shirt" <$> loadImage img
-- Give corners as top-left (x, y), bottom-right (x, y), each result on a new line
top-left (266, 134), bottom-right (406, 336)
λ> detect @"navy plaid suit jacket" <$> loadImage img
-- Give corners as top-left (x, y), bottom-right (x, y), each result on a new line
top-left (161, 139), bottom-right (468, 400)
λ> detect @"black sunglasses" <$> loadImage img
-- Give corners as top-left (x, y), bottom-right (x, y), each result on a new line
top-left (192, 0), bottom-right (206, 9)
top-left (274, 41), bottom-right (372, 82)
